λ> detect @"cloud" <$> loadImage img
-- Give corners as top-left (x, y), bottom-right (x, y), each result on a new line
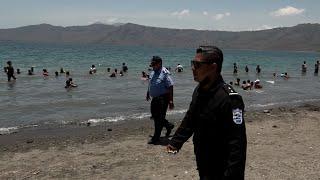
top-left (88, 17), bottom-right (118, 25)
top-left (270, 6), bottom-right (305, 17)
top-left (106, 18), bottom-right (117, 24)
top-left (225, 12), bottom-right (231, 16)
top-left (214, 14), bottom-right (224, 20)
top-left (254, 25), bottom-right (276, 31)
top-left (261, 25), bottom-right (273, 29)
top-left (88, 19), bottom-right (102, 25)
top-left (213, 12), bottom-right (231, 20)
top-left (203, 11), bottom-right (208, 16)
top-left (171, 9), bottom-right (190, 18)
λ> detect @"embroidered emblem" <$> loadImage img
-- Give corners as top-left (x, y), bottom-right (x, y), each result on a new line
top-left (232, 108), bottom-right (243, 124)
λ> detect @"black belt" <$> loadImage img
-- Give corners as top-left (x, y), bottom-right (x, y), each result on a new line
top-left (153, 93), bottom-right (169, 99)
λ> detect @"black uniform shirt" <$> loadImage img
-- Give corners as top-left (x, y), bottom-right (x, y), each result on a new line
top-left (170, 76), bottom-right (247, 179)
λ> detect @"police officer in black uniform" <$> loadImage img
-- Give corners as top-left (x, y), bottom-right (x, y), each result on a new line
top-left (167, 46), bottom-right (247, 180)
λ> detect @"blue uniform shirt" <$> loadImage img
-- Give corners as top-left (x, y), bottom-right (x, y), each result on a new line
top-left (148, 67), bottom-right (174, 97)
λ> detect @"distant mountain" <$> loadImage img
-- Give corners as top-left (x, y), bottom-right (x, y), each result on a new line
top-left (0, 23), bottom-right (320, 51)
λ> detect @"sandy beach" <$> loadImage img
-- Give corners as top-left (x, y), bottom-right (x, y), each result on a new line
top-left (0, 104), bottom-right (320, 180)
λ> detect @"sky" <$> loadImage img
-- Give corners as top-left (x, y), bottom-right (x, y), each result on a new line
top-left (0, 0), bottom-right (319, 31)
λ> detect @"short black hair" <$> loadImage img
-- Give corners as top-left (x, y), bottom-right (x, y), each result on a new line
top-left (151, 56), bottom-right (162, 63)
top-left (196, 45), bottom-right (223, 73)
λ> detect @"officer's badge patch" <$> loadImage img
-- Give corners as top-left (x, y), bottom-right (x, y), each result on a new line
top-left (232, 108), bottom-right (243, 124)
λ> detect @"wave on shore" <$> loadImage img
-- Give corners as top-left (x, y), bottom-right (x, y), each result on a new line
top-left (86, 109), bottom-right (188, 125)
top-left (0, 127), bottom-right (19, 135)
top-left (86, 98), bottom-right (320, 125)
top-left (1, 98), bottom-right (320, 134)
top-left (248, 98), bottom-right (320, 109)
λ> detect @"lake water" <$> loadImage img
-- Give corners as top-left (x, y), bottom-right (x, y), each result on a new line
top-left (0, 42), bottom-right (319, 132)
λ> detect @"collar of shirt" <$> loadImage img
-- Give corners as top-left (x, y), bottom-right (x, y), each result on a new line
top-left (198, 75), bottom-right (224, 94)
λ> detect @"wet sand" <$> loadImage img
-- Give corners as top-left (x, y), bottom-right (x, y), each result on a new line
top-left (0, 104), bottom-right (320, 179)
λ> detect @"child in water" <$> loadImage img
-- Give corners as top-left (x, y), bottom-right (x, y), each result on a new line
top-left (43, 69), bottom-right (49, 76)
top-left (254, 79), bottom-right (262, 89)
top-left (141, 71), bottom-right (149, 80)
top-left (65, 78), bottom-right (78, 88)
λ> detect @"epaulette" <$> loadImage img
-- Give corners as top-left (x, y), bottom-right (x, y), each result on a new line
top-left (223, 83), bottom-right (239, 96)
top-left (162, 67), bottom-right (170, 75)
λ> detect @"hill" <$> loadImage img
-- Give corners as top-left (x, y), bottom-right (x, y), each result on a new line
top-left (0, 23), bottom-right (319, 51)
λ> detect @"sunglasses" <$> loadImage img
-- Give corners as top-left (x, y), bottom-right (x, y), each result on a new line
top-left (191, 60), bottom-right (214, 69)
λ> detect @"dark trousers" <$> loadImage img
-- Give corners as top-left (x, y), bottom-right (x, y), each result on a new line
top-left (200, 176), bottom-right (215, 180)
top-left (150, 94), bottom-right (173, 141)
top-left (199, 172), bottom-right (244, 180)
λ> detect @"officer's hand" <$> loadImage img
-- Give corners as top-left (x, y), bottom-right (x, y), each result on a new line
top-left (169, 101), bottom-right (174, 110)
top-left (146, 92), bottom-right (150, 101)
top-left (166, 144), bottom-right (178, 154)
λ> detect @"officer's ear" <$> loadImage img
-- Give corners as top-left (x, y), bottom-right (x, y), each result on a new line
top-left (210, 63), bottom-right (218, 72)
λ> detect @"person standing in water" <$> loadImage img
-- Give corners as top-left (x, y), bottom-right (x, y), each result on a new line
top-left (6, 61), bottom-right (16, 82)
top-left (90, 65), bottom-right (97, 74)
top-left (65, 78), bottom-right (77, 88)
top-left (314, 60), bottom-right (319, 74)
top-left (122, 63), bottom-right (128, 73)
top-left (302, 61), bottom-right (307, 73)
top-left (233, 63), bottom-right (238, 74)
top-left (175, 64), bottom-right (184, 72)
top-left (256, 65), bottom-right (261, 74)
top-left (245, 65), bottom-right (249, 73)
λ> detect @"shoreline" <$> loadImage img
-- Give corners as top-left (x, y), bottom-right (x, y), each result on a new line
top-left (1, 103), bottom-right (320, 179)
top-left (0, 102), bottom-right (319, 153)
top-left (2, 98), bottom-right (320, 136)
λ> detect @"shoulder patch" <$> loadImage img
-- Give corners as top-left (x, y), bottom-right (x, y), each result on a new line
top-left (162, 67), bottom-right (170, 74)
top-left (232, 108), bottom-right (243, 124)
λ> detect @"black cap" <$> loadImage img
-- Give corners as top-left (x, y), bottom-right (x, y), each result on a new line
top-left (151, 56), bottom-right (162, 63)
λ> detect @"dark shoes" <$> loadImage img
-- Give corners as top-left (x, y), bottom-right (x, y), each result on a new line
top-left (148, 123), bottom-right (174, 144)
top-left (166, 124), bottom-right (174, 137)
top-left (147, 139), bottom-right (160, 145)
